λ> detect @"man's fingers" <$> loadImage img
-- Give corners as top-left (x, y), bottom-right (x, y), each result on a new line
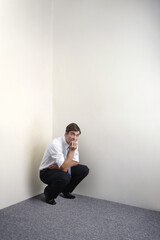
top-left (70, 141), bottom-right (77, 149)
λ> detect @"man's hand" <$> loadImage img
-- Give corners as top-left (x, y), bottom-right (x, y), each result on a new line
top-left (48, 164), bottom-right (59, 169)
top-left (69, 141), bottom-right (77, 151)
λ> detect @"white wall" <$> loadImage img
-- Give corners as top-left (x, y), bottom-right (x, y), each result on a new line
top-left (0, 0), bottom-right (53, 209)
top-left (53, 0), bottom-right (160, 210)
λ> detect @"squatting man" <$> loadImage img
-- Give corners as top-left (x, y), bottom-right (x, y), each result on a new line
top-left (39, 123), bottom-right (89, 205)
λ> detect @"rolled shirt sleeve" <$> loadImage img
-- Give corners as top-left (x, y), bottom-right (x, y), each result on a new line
top-left (49, 142), bottom-right (65, 168)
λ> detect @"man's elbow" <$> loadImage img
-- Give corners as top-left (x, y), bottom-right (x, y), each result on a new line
top-left (60, 163), bottom-right (68, 172)
top-left (71, 161), bottom-right (79, 167)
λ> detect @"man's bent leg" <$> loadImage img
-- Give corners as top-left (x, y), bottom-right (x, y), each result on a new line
top-left (40, 169), bottom-right (71, 200)
top-left (62, 164), bottom-right (89, 195)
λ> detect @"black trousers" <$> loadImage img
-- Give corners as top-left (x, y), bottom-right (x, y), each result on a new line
top-left (40, 164), bottom-right (89, 200)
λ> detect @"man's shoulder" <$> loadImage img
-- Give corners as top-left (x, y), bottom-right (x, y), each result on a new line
top-left (51, 136), bottom-right (64, 147)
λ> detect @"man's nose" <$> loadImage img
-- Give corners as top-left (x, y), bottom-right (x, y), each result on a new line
top-left (72, 136), bottom-right (77, 141)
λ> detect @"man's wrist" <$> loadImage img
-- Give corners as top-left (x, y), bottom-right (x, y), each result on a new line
top-left (69, 148), bottom-right (75, 153)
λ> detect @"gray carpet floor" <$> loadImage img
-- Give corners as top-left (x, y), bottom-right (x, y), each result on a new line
top-left (0, 194), bottom-right (160, 240)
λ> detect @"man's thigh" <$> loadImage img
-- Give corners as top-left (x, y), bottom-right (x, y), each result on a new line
top-left (40, 169), bottom-right (70, 184)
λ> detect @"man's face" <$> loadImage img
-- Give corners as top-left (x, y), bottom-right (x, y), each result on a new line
top-left (65, 131), bottom-right (80, 144)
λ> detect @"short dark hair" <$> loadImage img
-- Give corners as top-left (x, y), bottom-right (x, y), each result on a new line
top-left (66, 123), bottom-right (81, 135)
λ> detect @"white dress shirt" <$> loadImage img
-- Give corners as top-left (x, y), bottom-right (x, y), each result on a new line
top-left (39, 136), bottom-right (79, 170)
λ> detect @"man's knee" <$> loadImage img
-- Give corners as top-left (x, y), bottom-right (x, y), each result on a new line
top-left (83, 165), bottom-right (89, 176)
top-left (78, 164), bottom-right (89, 177)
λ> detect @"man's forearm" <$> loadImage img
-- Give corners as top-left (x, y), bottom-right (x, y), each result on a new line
top-left (48, 161), bottom-right (78, 170)
top-left (60, 141), bottom-right (78, 172)
top-left (60, 150), bottom-right (74, 172)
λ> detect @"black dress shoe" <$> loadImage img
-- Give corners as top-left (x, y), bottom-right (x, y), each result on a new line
top-left (44, 188), bottom-right (56, 205)
top-left (62, 193), bottom-right (76, 199)
top-left (46, 198), bottom-right (56, 205)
